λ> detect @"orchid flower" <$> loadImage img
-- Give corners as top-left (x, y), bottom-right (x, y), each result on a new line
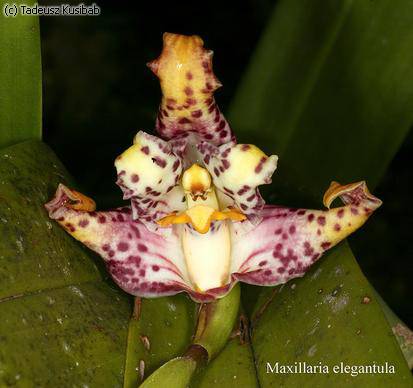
top-left (45, 33), bottom-right (382, 303)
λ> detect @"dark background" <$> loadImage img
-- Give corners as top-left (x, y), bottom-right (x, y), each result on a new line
top-left (40, 0), bottom-right (412, 326)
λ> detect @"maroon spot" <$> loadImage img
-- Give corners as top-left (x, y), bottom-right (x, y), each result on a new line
top-left (118, 242), bottom-right (129, 252)
top-left (117, 214), bottom-right (125, 222)
top-left (246, 194), bottom-right (255, 202)
top-left (206, 82), bottom-right (213, 90)
top-left (138, 244), bottom-right (148, 252)
top-left (109, 250), bottom-right (115, 258)
top-left (277, 267), bottom-right (286, 274)
top-left (152, 157), bottom-right (167, 168)
top-left (57, 216), bottom-right (64, 221)
top-left (274, 228), bottom-right (282, 235)
top-left (102, 244), bottom-right (110, 251)
top-left (307, 214), bottom-right (314, 222)
top-left (282, 233), bottom-right (288, 240)
top-left (317, 216), bottom-right (326, 226)
top-left (208, 103), bottom-right (216, 113)
top-left (162, 109), bottom-right (169, 117)
top-left (97, 215), bottom-right (106, 224)
top-left (191, 110), bottom-right (202, 118)
top-left (186, 98), bottom-right (197, 105)
top-left (264, 270), bottom-right (272, 276)
top-left (141, 146), bottom-right (150, 155)
top-left (127, 233), bottom-right (132, 239)
top-left (204, 154), bottom-right (210, 164)
top-left (184, 86), bottom-right (193, 96)
top-left (303, 241), bottom-right (314, 257)
top-left (255, 157), bottom-right (267, 173)
top-left (205, 97), bottom-right (213, 105)
top-left (351, 207), bottom-right (359, 215)
top-left (202, 61), bottom-right (210, 72)
top-left (186, 72), bottom-right (193, 80)
top-left (275, 243), bottom-right (283, 250)
top-left (337, 209), bottom-right (344, 218)
top-left (78, 219), bottom-right (89, 228)
top-left (222, 159), bottom-right (230, 169)
top-left (166, 98), bottom-right (176, 105)
top-left (178, 117), bottom-right (191, 124)
top-left (289, 225), bottom-right (296, 234)
top-left (288, 268), bottom-right (295, 275)
top-left (241, 203), bottom-right (248, 211)
top-left (166, 105), bottom-right (174, 110)
top-left (321, 242), bottom-right (331, 250)
top-left (172, 159), bottom-right (180, 172)
top-left (259, 260), bottom-right (267, 267)
top-left (241, 144), bottom-right (250, 151)
top-left (204, 134), bottom-right (213, 140)
top-left (297, 210), bottom-right (306, 216)
top-left (224, 187), bottom-right (234, 195)
top-left (131, 174), bottom-right (139, 183)
top-left (213, 167), bottom-right (220, 176)
top-left (334, 223), bottom-right (341, 231)
top-left (317, 229), bottom-right (321, 236)
top-left (219, 130), bottom-right (228, 138)
top-left (312, 253), bottom-right (320, 262)
top-left (139, 269), bottom-right (146, 276)
top-left (152, 265), bottom-right (160, 272)
top-left (218, 120), bottom-right (226, 130)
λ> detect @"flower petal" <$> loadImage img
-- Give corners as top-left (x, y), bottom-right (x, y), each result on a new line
top-left (198, 141), bottom-right (278, 223)
top-left (229, 181), bottom-right (382, 286)
top-left (45, 184), bottom-right (193, 298)
top-left (148, 32), bottom-right (235, 146)
top-left (115, 131), bottom-right (186, 230)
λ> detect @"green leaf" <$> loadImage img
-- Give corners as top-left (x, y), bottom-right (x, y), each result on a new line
top-left (0, 0), bottom-right (42, 148)
top-left (251, 242), bottom-right (412, 387)
top-left (0, 140), bottom-right (131, 386)
top-left (228, 0), bottom-right (413, 385)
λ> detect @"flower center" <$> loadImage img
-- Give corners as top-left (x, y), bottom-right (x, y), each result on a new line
top-left (157, 163), bottom-right (246, 234)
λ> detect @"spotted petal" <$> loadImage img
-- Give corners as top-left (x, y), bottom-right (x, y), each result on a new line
top-left (45, 184), bottom-right (194, 296)
top-left (230, 181), bottom-right (382, 285)
top-left (45, 184), bottom-right (234, 302)
top-left (115, 131), bottom-right (186, 230)
top-left (148, 33), bottom-right (235, 146)
top-left (198, 141), bottom-right (278, 223)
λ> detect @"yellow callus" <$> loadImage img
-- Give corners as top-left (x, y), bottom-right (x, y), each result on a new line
top-left (157, 205), bottom-right (246, 234)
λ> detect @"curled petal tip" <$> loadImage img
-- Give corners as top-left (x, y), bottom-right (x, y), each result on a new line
top-left (323, 181), bottom-right (382, 210)
top-left (45, 183), bottom-right (96, 217)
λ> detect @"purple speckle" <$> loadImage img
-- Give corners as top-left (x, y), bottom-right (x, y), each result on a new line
top-left (78, 219), bottom-right (89, 228)
top-left (118, 242), bottom-right (129, 252)
top-left (317, 216), bottom-right (326, 226)
top-left (138, 244), bottom-right (148, 252)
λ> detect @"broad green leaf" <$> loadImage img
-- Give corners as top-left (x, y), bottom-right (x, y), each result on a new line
top-left (0, 140), bottom-right (131, 386)
top-left (227, 0), bottom-right (413, 385)
top-left (0, 0), bottom-right (42, 148)
top-left (250, 242), bottom-right (412, 387)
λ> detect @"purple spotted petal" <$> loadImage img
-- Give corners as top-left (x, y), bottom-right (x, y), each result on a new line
top-left (230, 182), bottom-right (382, 286)
top-left (197, 141), bottom-right (278, 223)
top-left (115, 131), bottom-right (186, 230)
top-left (148, 33), bottom-right (235, 146)
top-left (45, 185), bottom-right (192, 298)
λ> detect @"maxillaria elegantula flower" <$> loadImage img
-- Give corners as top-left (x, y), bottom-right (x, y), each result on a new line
top-left (45, 33), bottom-right (382, 302)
